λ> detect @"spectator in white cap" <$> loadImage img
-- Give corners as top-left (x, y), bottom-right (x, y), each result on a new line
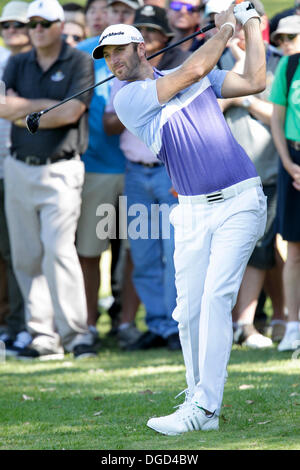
top-left (268, 15), bottom-right (300, 352)
top-left (204, 0), bottom-right (233, 19)
top-left (0, 1), bottom-right (30, 356)
top-left (203, 0), bottom-right (233, 39)
top-left (269, 1), bottom-right (300, 46)
top-left (271, 15), bottom-right (300, 53)
top-left (0, 1), bottom-right (31, 55)
top-left (0, 0), bottom-right (97, 360)
top-left (107, 0), bottom-right (144, 25)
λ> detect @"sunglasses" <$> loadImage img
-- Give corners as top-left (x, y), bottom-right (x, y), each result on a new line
top-left (169, 1), bottom-right (200, 13)
top-left (1, 21), bottom-right (26, 29)
top-left (277, 33), bottom-right (298, 43)
top-left (62, 33), bottom-right (83, 43)
top-left (28, 19), bottom-right (60, 29)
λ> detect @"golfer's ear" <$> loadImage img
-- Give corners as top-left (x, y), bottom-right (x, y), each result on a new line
top-left (137, 42), bottom-right (146, 58)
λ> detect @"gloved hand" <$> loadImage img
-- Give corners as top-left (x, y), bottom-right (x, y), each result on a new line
top-left (234, 1), bottom-right (260, 26)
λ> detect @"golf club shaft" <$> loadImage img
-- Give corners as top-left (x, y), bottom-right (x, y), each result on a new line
top-left (38, 22), bottom-right (215, 118)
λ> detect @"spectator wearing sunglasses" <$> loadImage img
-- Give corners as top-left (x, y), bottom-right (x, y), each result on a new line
top-left (271, 15), bottom-right (300, 55)
top-left (62, 2), bottom-right (87, 47)
top-left (0, 0), bottom-right (97, 360)
top-left (0, 2), bottom-right (30, 355)
top-left (269, 15), bottom-right (300, 352)
top-left (269, 1), bottom-right (300, 46)
top-left (167, 0), bottom-right (206, 52)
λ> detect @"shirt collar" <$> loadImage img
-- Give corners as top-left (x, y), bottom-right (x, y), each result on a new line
top-left (28, 39), bottom-right (72, 64)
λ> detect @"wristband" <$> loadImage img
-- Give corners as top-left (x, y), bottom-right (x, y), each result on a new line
top-left (220, 22), bottom-right (235, 36)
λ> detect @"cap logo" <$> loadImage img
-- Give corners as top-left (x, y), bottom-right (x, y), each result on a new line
top-left (38, 1), bottom-right (43, 7)
top-left (140, 5), bottom-right (155, 16)
top-left (100, 30), bottom-right (125, 44)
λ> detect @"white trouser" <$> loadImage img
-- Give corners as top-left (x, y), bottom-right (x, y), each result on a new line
top-left (4, 156), bottom-right (93, 353)
top-left (170, 183), bottom-right (267, 415)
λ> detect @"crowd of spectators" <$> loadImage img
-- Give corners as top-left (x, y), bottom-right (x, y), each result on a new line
top-left (0, 0), bottom-right (299, 359)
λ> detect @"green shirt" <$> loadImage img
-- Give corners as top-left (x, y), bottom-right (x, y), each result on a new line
top-left (269, 55), bottom-right (300, 141)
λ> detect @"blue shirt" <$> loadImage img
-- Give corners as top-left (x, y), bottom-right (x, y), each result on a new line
top-left (114, 68), bottom-right (257, 196)
top-left (77, 37), bottom-right (125, 174)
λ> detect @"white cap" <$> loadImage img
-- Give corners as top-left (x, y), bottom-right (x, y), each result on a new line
top-left (271, 15), bottom-right (300, 43)
top-left (205, 0), bottom-right (233, 17)
top-left (27, 0), bottom-right (65, 22)
top-left (92, 24), bottom-right (144, 59)
top-left (0, 1), bottom-right (29, 23)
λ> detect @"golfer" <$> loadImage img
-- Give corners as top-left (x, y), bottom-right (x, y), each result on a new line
top-left (93, 2), bottom-right (267, 435)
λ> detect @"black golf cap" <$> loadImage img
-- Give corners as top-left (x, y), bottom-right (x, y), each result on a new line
top-left (134, 5), bottom-right (174, 37)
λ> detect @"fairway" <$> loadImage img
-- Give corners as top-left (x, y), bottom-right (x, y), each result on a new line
top-left (0, 325), bottom-right (299, 450)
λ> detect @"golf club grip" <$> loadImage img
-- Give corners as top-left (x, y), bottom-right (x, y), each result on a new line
top-left (39, 22), bottom-right (216, 116)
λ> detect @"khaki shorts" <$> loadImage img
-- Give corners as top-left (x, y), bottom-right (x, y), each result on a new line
top-left (76, 172), bottom-right (124, 257)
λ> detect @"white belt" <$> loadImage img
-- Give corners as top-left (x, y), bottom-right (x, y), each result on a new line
top-left (178, 177), bottom-right (262, 205)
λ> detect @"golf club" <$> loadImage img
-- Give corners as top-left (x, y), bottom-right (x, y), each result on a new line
top-left (25, 22), bottom-right (216, 134)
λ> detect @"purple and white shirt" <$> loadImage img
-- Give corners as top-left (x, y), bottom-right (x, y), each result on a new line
top-left (113, 68), bottom-right (258, 196)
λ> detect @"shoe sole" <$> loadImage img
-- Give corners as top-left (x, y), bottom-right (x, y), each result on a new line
top-left (147, 420), bottom-right (219, 435)
top-left (146, 422), bottom-right (181, 436)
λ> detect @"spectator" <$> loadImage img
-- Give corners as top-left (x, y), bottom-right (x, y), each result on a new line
top-left (62, 2), bottom-right (87, 46)
top-left (76, 0), bottom-right (138, 342)
top-left (107, 0), bottom-right (144, 25)
top-left (85, 0), bottom-right (109, 36)
top-left (269, 15), bottom-right (300, 352)
top-left (218, 0), bottom-right (286, 348)
top-left (269, 1), bottom-right (300, 46)
top-left (0, 1), bottom-right (30, 355)
top-left (103, 4), bottom-right (190, 350)
top-left (63, 21), bottom-right (86, 47)
top-left (0, 0), bottom-right (96, 360)
top-left (167, 0), bottom-right (209, 52)
top-left (104, 4), bottom-right (145, 340)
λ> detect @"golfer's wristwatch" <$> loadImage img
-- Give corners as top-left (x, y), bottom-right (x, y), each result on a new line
top-left (242, 96), bottom-right (254, 109)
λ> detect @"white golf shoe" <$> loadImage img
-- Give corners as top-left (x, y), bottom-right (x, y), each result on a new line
top-left (278, 329), bottom-right (300, 352)
top-left (147, 401), bottom-right (219, 436)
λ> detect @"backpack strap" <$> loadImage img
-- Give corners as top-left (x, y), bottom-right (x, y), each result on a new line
top-left (286, 53), bottom-right (300, 97)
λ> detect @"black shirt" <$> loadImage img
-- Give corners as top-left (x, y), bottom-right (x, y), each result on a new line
top-left (3, 40), bottom-right (94, 160)
top-left (157, 45), bottom-right (191, 70)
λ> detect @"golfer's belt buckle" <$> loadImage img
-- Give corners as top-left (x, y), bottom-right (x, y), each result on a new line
top-left (25, 156), bottom-right (42, 165)
top-left (205, 190), bottom-right (225, 204)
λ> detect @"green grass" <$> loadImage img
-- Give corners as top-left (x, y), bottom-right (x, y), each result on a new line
top-left (0, 310), bottom-right (299, 450)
